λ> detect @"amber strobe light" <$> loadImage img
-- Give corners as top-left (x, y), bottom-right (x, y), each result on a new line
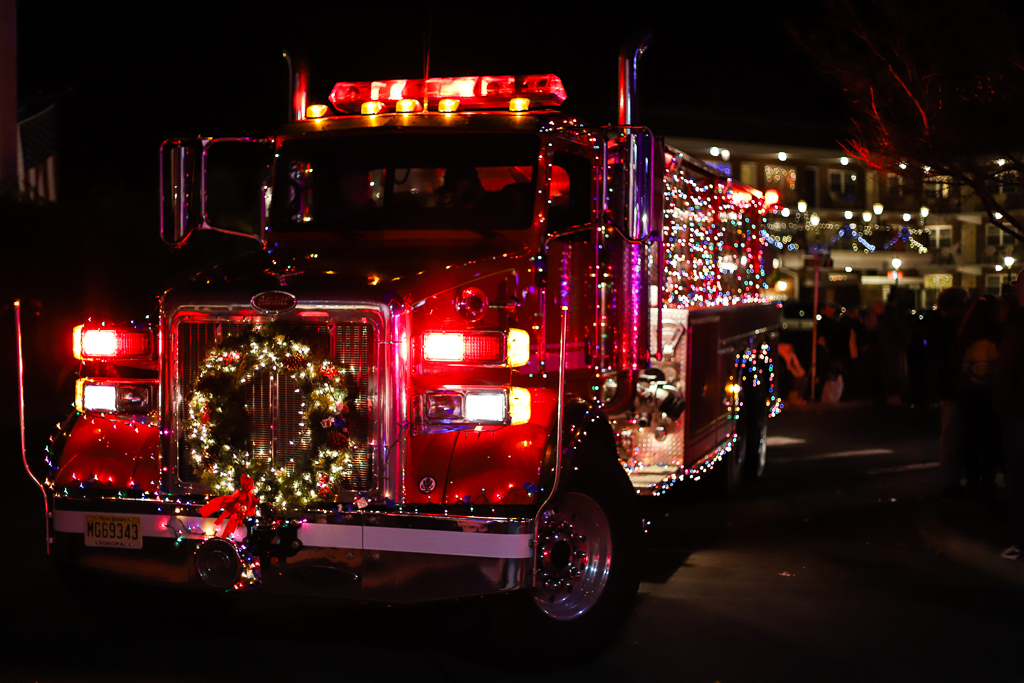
top-left (305, 104), bottom-right (329, 118)
top-left (437, 98), bottom-right (460, 113)
top-left (396, 98), bottom-right (421, 113)
top-left (509, 387), bottom-right (531, 425)
top-left (361, 101), bottom-right (386, 115)
top-left (507, 328), bottom-right (530, 367)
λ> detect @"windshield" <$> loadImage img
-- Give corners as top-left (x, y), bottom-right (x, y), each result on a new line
top-left (270, 132), bottom-right (540, 233)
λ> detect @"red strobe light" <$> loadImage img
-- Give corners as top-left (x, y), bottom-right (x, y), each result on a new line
top-left (73, 325), bottom-right (152, 360)
top-left (421, 332), bottom-right (506, 364)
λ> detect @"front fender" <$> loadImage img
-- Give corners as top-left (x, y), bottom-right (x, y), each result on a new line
top-left (538, 398), bottom-right (621, 502)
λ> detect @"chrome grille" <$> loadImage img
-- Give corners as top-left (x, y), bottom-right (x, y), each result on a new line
top-left (277, 373), bottom-right (311, 469)
top-left (176, 319), bottom-right (376, 491)
top-left (244, 370), bottom-right (275, 465)
top-left (335, 323), bottom-right (373, 489)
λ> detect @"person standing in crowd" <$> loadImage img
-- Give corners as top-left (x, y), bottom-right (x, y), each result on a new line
top-left (814, 303), bottom-right (839, 399)
top-left (994, 277), bottom-right (1024, 559)
top-left (818, 302), bottom-right (854, 402)
top-left (838, 307), bottom-right (866, 399)
top-left (933, 287), bottom-right (970, 495)
top-left (860, 302), bottom-right (883, 402)
top-left (778, 342), bottom-right (808, 405)
top-left (878, 296), bottom-right (910, 404)
top-left (954, 295), bottom-right (1002, 500)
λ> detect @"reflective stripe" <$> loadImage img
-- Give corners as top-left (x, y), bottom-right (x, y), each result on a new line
top-left (296, 522), bottom-right (361, 549)
top-left (298, 522), bottom-right (531, 558)
top-left (53, 509), bottom-right (247, 542)
top-left (363, 525), bottom-right (532, 558)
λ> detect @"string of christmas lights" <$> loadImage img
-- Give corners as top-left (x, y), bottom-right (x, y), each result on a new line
top-left (766, 220), bottom-right (930, 254)
top-left (662, 154), bottom-right (775, 307)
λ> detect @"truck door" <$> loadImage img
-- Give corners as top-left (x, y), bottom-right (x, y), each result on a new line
top-left (543, 145), bottom-right (599, 399)
top-left (596, 128), bottom-right (658, 415)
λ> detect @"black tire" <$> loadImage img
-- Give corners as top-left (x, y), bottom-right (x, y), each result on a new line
top-left (712, 395), bottom-right (746, 497)
top-left (517, 455), bottom-right (641, 648)
top-left (714, 437), bottom-right (744, 497)
top-left (742, 403), bottom-right (768, 481)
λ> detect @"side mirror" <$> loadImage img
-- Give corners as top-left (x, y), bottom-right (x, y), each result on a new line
top-left (202, 139), bottom-right (274, 239)
top-left (603, 127), bottom-right (656, 241)
top-left (160, 138), bottom-right (204, 245)
top-left (159, 137), bottom-right (274, 246)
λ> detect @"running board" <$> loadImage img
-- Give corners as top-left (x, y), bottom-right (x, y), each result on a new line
top-left (627, 465), bottom-right (682, 496)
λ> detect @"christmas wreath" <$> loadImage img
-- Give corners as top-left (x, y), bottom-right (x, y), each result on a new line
top-left (184, 323), bottom-right (356, 512)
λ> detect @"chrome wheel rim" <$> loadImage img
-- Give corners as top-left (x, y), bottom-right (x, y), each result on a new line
top-left (533, 492), bottom-right (612, 621)
top-left (756, 422), bottom-right (767, 473)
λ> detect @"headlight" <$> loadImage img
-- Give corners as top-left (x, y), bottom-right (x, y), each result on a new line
top-left (420, 387), bottom-right (531, 428)
top-left (76, 380), bottom-right (155, 414)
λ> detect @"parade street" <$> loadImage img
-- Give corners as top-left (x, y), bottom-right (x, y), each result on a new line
top-left (4, 402), bottom-right (1023, 683)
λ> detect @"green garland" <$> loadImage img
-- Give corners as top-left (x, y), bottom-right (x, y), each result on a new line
top-left (184, 323), bottom-right (355, 512)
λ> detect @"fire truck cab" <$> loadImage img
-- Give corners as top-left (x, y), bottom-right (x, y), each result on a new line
top-left (43, 39), bottom-right (780, 636)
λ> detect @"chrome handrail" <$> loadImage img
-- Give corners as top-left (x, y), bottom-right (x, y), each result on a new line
top-left (15, 301), bottom-right (50, 553)
top-left (533, 305), bottom-right (568, 580)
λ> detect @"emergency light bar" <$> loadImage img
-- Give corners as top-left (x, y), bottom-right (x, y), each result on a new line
top-left (329, 74), bottom-right (567, 114)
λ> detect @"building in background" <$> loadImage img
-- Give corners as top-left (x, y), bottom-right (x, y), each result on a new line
top-left (16, 102), bottom-right (57, 202)
top-left (667, 137), bottom-right (1019, 310)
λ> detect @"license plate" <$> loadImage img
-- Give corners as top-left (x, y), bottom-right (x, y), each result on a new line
top-left (85, 515), bottom-right (142, 549)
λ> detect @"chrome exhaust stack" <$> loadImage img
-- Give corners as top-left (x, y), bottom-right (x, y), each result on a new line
top-left (618, 31), bottom-right (652, 126)
top-left (283, 49), bottom-right (310, 122)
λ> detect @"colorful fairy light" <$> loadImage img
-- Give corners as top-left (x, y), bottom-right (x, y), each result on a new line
top-left (662, 153), bottom-right (777, 308)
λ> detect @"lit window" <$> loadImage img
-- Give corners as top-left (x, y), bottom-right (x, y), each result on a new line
top-left (928, 226), bottom-right (953, 249)
top-left (986, 273), bottom-right (1008, 295)
top-left (988, 224), bottom-right (1015, 246)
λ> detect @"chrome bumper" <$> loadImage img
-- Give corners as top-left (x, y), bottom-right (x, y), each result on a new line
top-left (52, 500), bottom-right (533, 602)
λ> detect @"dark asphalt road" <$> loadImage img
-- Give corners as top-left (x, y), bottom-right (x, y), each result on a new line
top-left (5, 403), bottom-right (1024, 682)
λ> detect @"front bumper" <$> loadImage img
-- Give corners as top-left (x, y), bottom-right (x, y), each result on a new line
top-left (53, 498), bottom-right (533, 602)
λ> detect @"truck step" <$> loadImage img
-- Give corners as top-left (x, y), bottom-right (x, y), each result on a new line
top-left (628, 465), bottom-right (682, 495)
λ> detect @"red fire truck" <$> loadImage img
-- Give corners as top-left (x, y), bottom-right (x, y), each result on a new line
top-left (38, 38), bottom-right (780, 635)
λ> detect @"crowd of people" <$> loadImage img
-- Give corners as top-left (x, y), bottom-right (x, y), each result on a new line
top-left (777, 297), bottom-right (919, 406)
top-left (777, 281), bottom-right (1024, 561)
top-left (936, 280), bottom-right (1024, 560)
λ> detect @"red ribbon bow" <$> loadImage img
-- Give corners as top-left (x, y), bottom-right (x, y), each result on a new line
top-left (199, 474), bottom-right (258, 538)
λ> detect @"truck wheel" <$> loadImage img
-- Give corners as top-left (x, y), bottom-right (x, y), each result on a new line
top-left (743, 406), bottom-right (768, 481)
top-left (715, 437), bottom-right (744, 497)
top-left (527, 457), bottom-right (641, 645)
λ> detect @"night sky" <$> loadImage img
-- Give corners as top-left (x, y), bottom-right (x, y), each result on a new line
top-left (17, 0), bottom-right (847, 199)
top-left (5, 0), bottom-right (851, 370)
